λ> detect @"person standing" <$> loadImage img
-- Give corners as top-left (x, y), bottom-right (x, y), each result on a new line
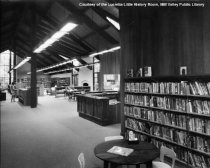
top-left (10, 82), bottom-right (17, 102)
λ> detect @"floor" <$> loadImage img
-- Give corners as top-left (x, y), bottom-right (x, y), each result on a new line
top-left (0, 93), bottom-right (183, 168)
top-left (1, 93), bottom-right (121, 168)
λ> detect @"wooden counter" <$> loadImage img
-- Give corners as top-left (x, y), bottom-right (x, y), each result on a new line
top-left (77, 93), bottom-right (121, 126)
top-left (0, 91), bottom-right (6, 101)
top-left (18, 89), bottom-right (31, 106)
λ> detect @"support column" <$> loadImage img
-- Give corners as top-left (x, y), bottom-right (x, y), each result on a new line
top-left (9, 51), bottom-right (11, 84)
top-left (30, 2), bottom-right (37, 108)
top-left (13, 51), bottom-right (16, 83)
top-left (31, 52), bottom-right (37, 108)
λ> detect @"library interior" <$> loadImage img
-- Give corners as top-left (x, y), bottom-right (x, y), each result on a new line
top-left (0, 1), bottom-right (210, 168)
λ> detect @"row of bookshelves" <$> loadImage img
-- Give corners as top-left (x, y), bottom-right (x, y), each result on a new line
top-left (123, 76), bottom-right (210, 168)
top-left (151, 138), bottom-right (210, 168)
top-left (124, 94), bottom-right (210, 116)
top-left (125, 81), bottom-right (210, 96)
top-left (125, 103), bottom-right (210, 119)
top-left (125, 119), bottom-right (210, 155)
top-left (124, 114), bottom-right (210, 138)
top-left (125, 129), bottom-right (210, 168)
top-left (125, 91), bottom-right (210, 100)
top-left (125, 127), bottom-right (210, 168)
top-left (124, 106), bottom-right (210, 136)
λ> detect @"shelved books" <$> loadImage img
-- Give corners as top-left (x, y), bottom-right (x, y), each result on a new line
top-left (124, 76), bottom-right (210, 168)
top-left (124, 106), bottom-right (210, 134)
top-left (124, 94), bottom-right (210, 116)
top-left (188, 152), bottom-right (210, 168)
top-left (125, 81), bottom-right (210, 96)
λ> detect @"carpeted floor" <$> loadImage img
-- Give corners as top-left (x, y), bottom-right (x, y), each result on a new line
top-left (1, 93), bottom-right (184, 168)
top-left (0, 93), bottom-right (122, 168)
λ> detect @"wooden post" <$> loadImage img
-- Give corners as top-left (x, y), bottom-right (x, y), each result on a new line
top-left (9, 50), bottom-right (11, 84)
top-left (13, 46), bottom-right (16, 83)
top-left (30, 2), bottom-right (37, 108)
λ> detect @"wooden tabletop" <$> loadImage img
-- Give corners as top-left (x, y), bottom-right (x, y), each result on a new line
top-left (94, 139), bottom-right (159, 167)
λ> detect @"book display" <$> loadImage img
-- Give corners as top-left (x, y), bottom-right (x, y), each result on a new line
top-left (123, 75), bottom-right (210, 168)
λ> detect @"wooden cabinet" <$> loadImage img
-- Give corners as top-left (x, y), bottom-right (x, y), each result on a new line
top-left (77, 93), bottom-right (121, 126)
top-left (18, 89), bottom-right (31, 106)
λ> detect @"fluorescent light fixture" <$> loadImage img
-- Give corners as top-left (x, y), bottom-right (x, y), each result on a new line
top-left (43, 62), bottom-right (99, 75)
top-left (72, 59), bottom-right (80, 66)
top-left (51, 31), bottom-right (66, 40)
top-left (60, 23), bottom-right (77, 32)
top-left (13, 57), bottom-right (31, 69)
top-left (89, 46), bottom-right (121, 57)
top-left (34, 22), bottom-right (77, 53)
top-left (106, 17), bottom-right (120, 30)
top-left (35, 58), bottom-right (76, 73)
top-left (59, 54), bottom-right (69, 60)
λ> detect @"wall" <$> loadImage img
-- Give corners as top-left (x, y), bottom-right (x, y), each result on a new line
top-left (78, 67), bottom-right (93, 91)
top-left (120, 3), bottom-right (210, 77)
top-left (99, 50), bottom-right (120, 90)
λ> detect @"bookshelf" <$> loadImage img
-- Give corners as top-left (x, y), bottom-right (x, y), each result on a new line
top-left (123, 75), bottom-right (210, 168)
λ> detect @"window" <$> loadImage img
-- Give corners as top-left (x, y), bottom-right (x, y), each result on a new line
top-left (93, 57), bottom-right (100, 91)
top-left (0, 50), bottom-right (14, 88)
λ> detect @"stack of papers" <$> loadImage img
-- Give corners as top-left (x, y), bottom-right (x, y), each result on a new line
top-left (107, 146), bottom-right (134, 156)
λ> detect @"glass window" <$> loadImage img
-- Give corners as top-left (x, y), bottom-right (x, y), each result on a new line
top-left (0, 50), bottom-right (14, 88)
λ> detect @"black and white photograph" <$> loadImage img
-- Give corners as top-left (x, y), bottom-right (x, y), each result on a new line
top-left (0, 0), bottom-right (210, 168)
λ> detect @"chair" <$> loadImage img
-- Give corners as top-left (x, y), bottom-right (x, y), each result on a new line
top-left (78, 152), bottom-right (85, 168)
top-left (152, 146), bottom-right (176, 168)
top-left (104, 135), bottom-right (124, 142)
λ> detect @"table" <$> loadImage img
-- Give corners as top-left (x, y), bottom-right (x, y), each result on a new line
top-left (94, 139), bottom-right (159, 168)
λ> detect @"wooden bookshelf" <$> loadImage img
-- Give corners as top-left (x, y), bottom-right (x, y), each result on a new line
top-left (123, 76), bottom-right (210, 168)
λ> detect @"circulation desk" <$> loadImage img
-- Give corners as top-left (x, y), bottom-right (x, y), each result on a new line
top-left (77, 93), bottom-right (120, 126)
top-left (18, 88), bottom-right (31, 106)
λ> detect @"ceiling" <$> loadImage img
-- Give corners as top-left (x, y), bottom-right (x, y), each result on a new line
top-left (0, 0), bottom-right (119, 73)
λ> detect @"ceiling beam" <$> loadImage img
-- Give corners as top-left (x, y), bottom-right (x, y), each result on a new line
top-left (67, 33), bottom-right (94, 52)
top-left (90, 6), bottom-right (119, 31)
top-left (57, 0), bottom-right (119, 45)
top-left (37, 53), bottom-right (57, 65)
top-left (36, 28), bottom-right (87, 54)
top-left (57, 40), bottom-right (87, 55)
top-left (38, 17), bottom-right (93, 53)
top-left (91, 6), bottom-right (118, 21)
top-left (40, 52), bottom-right (61, 64)
top-left (77, 58), bottom-right (92, 70)
top-left (15, 42), bottom-right (54, 67)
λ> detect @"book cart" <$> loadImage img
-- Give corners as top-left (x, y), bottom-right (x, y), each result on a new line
top-left (123, 75), bottom-right (210, 168)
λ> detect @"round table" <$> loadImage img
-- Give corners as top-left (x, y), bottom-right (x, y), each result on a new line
top-left (94, 139), bottom-right (159, 168)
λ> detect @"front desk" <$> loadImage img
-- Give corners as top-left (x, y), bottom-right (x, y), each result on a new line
top-left (77, 92), bottom-right (121, 126)
top-left (19, 88), bottom-right (31, 106)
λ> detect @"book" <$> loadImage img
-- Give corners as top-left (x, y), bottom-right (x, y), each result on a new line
top-left (107, 146), bottom-right (134, 156)
top-left (127, 69), bottom-right (134, 78)
top-left (144, 66), bottom-right (152, 77)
